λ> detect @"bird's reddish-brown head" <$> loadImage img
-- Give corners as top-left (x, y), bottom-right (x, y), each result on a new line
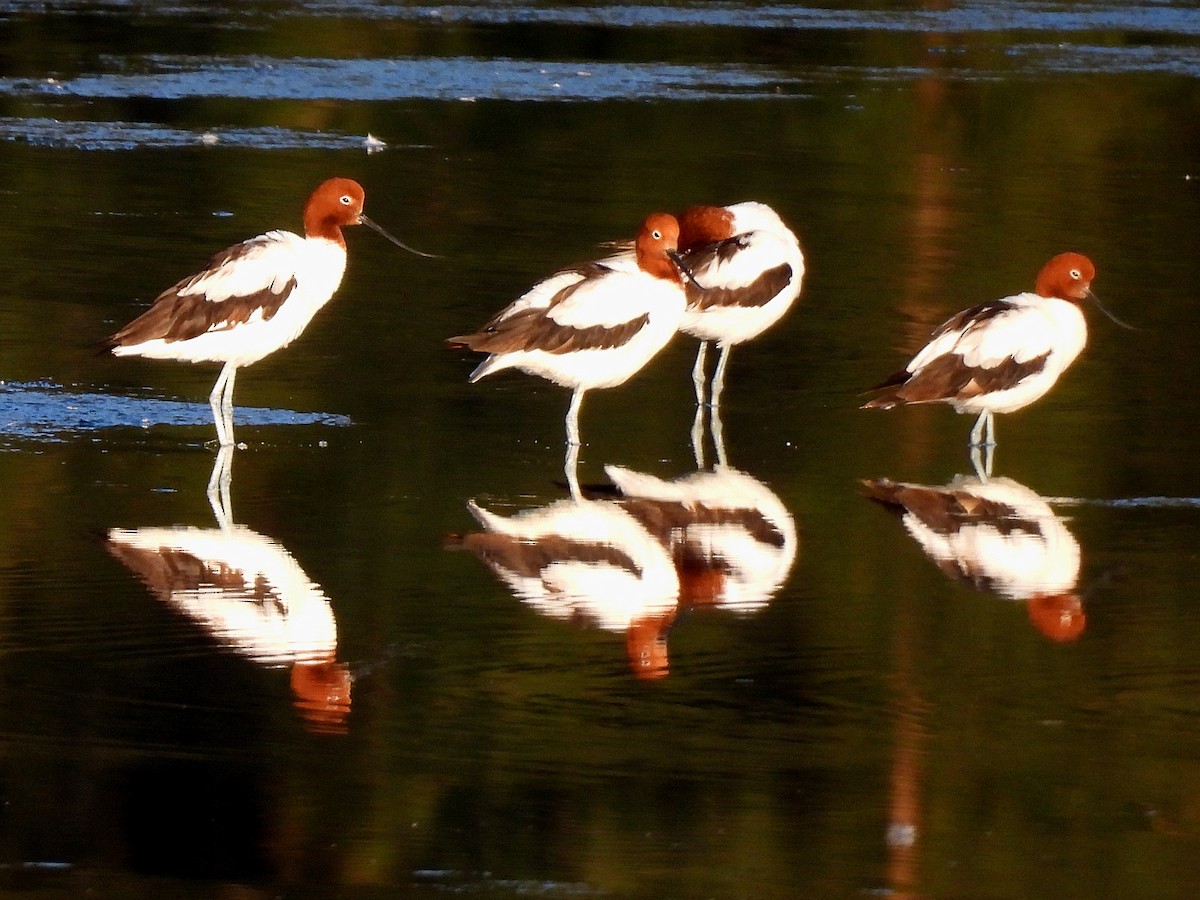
top-left (303, 177), bottom-right (367, 243)
top-left (1035, 252), bottom-right (1096, 302)
top-left (676, 205), bottom-right (735, 251)
top-left (634, 212), bottom-right (685, 282)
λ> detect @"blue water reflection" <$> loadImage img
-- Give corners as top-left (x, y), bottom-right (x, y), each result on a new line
top-left (0, 381), bottom-right (350, 444)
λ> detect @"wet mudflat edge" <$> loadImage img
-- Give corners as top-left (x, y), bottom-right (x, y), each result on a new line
top-left (0, 1), bottom-right (1199, 898)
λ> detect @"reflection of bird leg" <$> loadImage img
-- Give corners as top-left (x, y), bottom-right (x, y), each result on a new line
top-left (710, 344), bottom-right (731, 410)
top-left (690, 377), bottom-right (728, 469)
top-left (565, 441), bottom-right (582, 500)
top-left (711, 397), bottom-right (728, 468)
top-left (206, 445), bottom-right (235, 531)
top-left (691, 402), bottom-right (707, 469)
top-left (969, 443), bottom-right (994, 482)
top-left (692, 340), bottom-right (709, 407)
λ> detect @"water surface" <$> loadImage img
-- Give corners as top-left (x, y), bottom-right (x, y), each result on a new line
top-left (1, 1), bottom-right (1200, 897)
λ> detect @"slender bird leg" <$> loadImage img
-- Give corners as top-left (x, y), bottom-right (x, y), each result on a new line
top-left (968, 410), bottom-right (987, 448)
top-left (565, 441), bottom-right (582, 501)
top-left (206, 444), bottom-right (235, 531)
top-left (982, 410), bottom-right (996, 448)
top-left (565, 389), bottom-right (585, 447)
top-left (692, 341), bottom-right (709, 407)
top-left (222, 365), bottom-right (238, 446)
top-left (711, 398), bottom-right (729, 468)
top-left (209, 362), bottom-right (237, 447)
top-left (691, 402), bottom-right (708, 469)
top-left (710, 344), bottom-right (732, 410)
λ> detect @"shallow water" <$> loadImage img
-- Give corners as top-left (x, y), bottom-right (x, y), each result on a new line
top-left (2, 1), bottom-right (1200, 897)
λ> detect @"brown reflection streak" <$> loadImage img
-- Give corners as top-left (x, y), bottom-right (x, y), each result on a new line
top-left (892, 11), bottom-right (959, 474)
top-left (888, 10), bottom-right (954, 892)
top-left (887, 587), bottom-right (926, 899)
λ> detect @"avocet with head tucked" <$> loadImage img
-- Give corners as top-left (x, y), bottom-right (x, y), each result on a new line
top-left (672, 202), bottom-right (805, 408)
top-left (601, 201), bottom-right (804, 409)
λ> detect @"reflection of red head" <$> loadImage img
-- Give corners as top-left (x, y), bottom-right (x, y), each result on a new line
top-left (1027, 594), bottom-right (1086, 643)
top-left (291, 661), bottom-right (353, 734)
top-left (626, 615), bottom-right (674, 680)
top-left (676, 559), bottom-right (726, 608)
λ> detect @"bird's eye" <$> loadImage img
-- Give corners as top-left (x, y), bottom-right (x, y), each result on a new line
top-left (1069, 268), bottom-right (1082, 279)
top-left (339, 195), bottom-right (353, 206)
top-left (652, 230), bottom-right (663, 240)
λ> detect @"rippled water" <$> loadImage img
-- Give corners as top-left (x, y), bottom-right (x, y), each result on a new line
top-left (1, 1), bottom-right (1200, 898)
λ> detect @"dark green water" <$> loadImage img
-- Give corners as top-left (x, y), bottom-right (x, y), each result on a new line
top-left (2, 2), bottom-right (1200, 897)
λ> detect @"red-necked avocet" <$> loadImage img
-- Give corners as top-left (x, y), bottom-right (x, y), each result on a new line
top-left (862, 252), bottom-right (1130, 450)
top-left (673, 202), bottom-right (805, 408)
top-left (601, 201), bottom-right (804, 409)
top-left (448, 212), bottom-right (693, 448)
top-left (105, 177), bottom-right (432, 446)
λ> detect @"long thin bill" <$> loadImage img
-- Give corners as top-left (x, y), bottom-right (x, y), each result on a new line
top-left (1087, 289), bottom-right (1136, 330)
top-left (667, 249), bottom-right (706, 290)
top-left (359, 213), bottom-right (441, 258)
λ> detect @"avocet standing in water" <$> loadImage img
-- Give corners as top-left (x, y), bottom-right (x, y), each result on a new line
top-left (673, 202), bottom-right (805, 408)
top-left (862, 252), bottom-right (1130, 450)
top-left (602, 201), bottom-right (804, 409)
top-left (449, 212), bottom-right (693, 448)
top-left (105, 177), bottom-right (433, 446)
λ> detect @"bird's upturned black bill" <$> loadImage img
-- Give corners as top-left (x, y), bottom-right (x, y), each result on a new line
top-left (1087, 290), bottom-right (1136, 330)
top-left (359, 214), bottom-right (441, 258)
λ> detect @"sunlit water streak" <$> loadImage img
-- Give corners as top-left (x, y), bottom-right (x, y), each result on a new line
top-left (0, 117), bottom-right (381, 151)
top-left (1, 45), bottom-right (1193, 128)
top-left (3, 2), bottom-right (1198, 36)
top-left (0, 57), bottom-right (806, 102)
top-left (1047, 494), bottom-right (1200, 509)
top-left (0, 381), bottom-right (351, 442)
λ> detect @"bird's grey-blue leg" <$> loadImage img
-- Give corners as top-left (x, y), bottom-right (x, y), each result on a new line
top-left (209, 362), bottom-right (237, 447)
top-left (565, 388), bottom-right (585, 447)
top-left (968, 409), bottom-right (995, 448)
top-left (565, 441), bottom-right (582, 501)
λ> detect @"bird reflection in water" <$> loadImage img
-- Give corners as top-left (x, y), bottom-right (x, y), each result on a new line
top-left (862, 474), bottom-right (1084, 641)
top-left (105, 447), bottom-right (352, 732)
top-left (451, 495), bottom-right (680, 678)
top-left (606, 464), bottom-right (798, 615)
top-left (450, 463), bottom-right (797, 678)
